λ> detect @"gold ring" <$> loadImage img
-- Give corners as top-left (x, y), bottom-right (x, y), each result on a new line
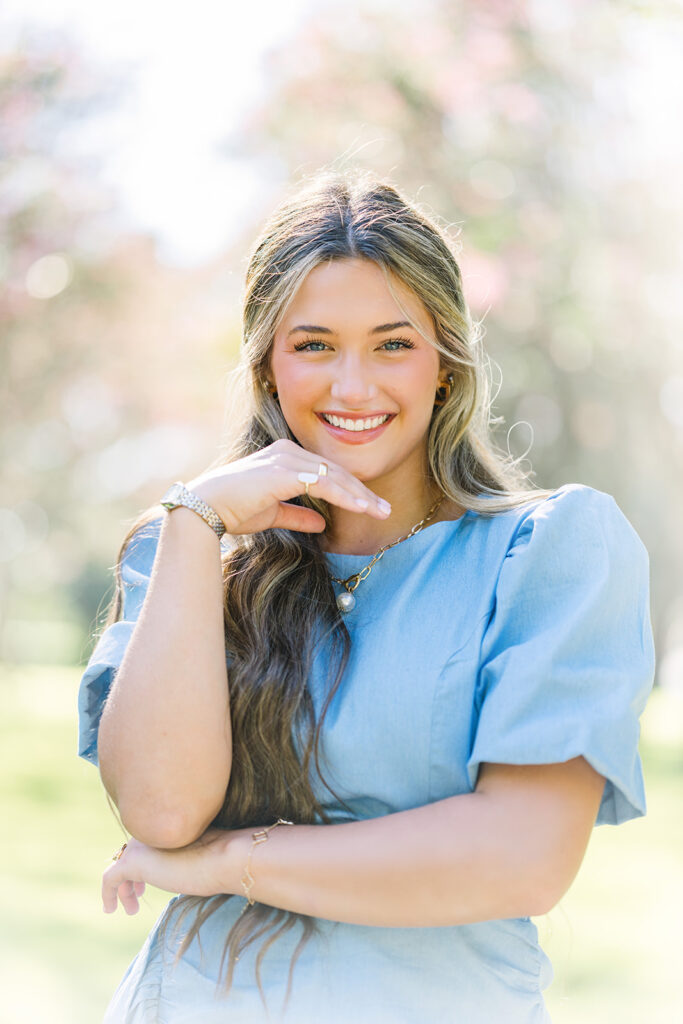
top-left (112, 842), bottom-right (127, 861)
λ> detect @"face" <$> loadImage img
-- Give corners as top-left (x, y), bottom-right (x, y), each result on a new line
top-left (269, 257), bottom-right (447, 489)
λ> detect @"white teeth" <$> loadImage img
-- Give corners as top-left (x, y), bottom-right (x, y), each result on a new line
top-left (322, 414), bottom-right (390, 431)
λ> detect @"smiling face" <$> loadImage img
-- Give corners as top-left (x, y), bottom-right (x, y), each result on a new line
top-left (269, 257), bottom-right (446, 492)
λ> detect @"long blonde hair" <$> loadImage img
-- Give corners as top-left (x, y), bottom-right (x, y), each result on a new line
top-left (104, 167), bottom-right (553, 1016)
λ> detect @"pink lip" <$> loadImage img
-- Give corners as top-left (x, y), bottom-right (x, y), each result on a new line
top-left (315, 412), bottom-right (395, 444)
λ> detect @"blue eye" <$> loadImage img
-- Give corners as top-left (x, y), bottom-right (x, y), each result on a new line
top-left (293, 340), bottom-right (329, 352)
top-left (293, 337), bottom-right (415, 352)
top-left (381, 338), bottom-right (415, 351)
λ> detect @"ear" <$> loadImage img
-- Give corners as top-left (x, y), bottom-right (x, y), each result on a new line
top-left (261, 356), bottom-right (278, 398)
top-left (434, 372), bottom-right (454, 408)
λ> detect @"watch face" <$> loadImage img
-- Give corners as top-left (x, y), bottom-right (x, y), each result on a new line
top-left (161, 482), bottom-right (184, 509)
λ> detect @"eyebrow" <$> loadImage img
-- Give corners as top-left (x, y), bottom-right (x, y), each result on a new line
top-left (287, 321), bottom-right (412, 337)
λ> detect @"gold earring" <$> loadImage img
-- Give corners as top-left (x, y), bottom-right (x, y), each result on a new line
top-left (262, 379), bottom-right (278, 401)
top-left (434, 373), bottom-right (454, 407)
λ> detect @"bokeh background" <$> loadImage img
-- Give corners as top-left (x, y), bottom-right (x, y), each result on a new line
top-left (1, 1), bottom-right (682, 1021)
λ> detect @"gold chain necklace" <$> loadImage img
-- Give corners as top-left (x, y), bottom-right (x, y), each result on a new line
top-left (329, 496), bottom-right (445, 613)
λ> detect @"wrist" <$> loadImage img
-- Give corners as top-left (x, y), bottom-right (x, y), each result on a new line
top-left (160, 480), bottom-right (228, 540)
top-left (186, 476), bottom-right (237, 536)
top-left (214, 827), bottom-right (252, 897)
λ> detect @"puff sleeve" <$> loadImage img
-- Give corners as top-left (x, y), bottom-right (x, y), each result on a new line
top-left (466, 484), bottom-right (656, 826)
top-left (77, 518), bottom-right (163, 767)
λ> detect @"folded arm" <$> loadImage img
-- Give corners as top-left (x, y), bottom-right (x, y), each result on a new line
top-left (220, 756), bottom-right (605, 927)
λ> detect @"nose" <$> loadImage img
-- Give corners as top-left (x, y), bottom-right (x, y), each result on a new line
top-left (329, 355), bottom-right (379, 406)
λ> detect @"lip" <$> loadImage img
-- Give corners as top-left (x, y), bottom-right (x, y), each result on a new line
top-left (318, 411), bottom-right (394, 420)
top-left (315, 412), bottom-right (396, 444)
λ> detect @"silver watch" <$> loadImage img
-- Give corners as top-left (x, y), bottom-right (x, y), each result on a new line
top-left (160, 481), bottom-right (226, 539)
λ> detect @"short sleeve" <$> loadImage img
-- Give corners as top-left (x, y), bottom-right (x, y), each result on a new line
top-left (466, 484), bottom-right (656, 826)
top-left (77, 518), bottom-right (163, 767)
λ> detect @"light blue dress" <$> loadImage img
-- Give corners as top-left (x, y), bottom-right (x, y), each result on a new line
top-left (78, 483), bottom-right (656, 1023)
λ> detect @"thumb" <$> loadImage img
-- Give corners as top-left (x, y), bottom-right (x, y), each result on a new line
top-left (272, 502), bottom-right (327, 533)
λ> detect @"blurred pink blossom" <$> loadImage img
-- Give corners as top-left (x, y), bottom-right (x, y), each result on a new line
top-left (458, 249), bottom-right (510, 311)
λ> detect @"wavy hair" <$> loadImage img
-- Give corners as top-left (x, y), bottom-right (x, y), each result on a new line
top-left (101, 167), bottom-right (554, 1017)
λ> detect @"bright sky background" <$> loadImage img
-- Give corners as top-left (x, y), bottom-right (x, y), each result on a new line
top-left (1, 0), bottom-right (323, 265)
top-left (2, 0), bottom-right (681, 269)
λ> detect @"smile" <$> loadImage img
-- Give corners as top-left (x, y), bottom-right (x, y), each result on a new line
top-left (320, 413), bottom-right (391, 432)
top-left (316, 411), bottom-right (395, 444)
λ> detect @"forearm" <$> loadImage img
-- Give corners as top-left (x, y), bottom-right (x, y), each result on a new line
top-left (98, 507), bottom-right (232, 847)
top-left (222, 791), bottom-right (551, 928)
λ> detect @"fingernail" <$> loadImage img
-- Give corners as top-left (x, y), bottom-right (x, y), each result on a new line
top-left (378, 499), bottom-right (391, 515)
top-left (355, 498), bottom-right (369, 509)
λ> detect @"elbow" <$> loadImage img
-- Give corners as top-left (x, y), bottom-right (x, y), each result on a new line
top-left (522, 857), bottom-right (575, 918)
top-left (488, 874), bottom-right (556, 921)
top-left (126, 814), bottom-right (203, 850)
top-left (523, 879), bottom-right (557, 918)
top-left (118, 803), bottom-right (221, 849)
top-left (102, 777), bottom-right (228, 849)
top-left (486, 849), bottom-right (566, 920)
top-left (97, 746), bottom-right (230, 849)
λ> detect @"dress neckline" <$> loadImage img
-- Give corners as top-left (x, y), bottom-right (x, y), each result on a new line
top-left (322, 510), bottom-right (473, 565)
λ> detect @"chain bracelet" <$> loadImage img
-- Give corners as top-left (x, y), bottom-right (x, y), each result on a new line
top-left (240, 818), bottom-right (295, 909)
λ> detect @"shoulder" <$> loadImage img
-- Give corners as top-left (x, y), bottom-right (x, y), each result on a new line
top-left (510, 483), bottom-right (645, 555)
top-left (491, 483), bottom-right (650, 602)
top-left (451, 483), bottom-right (621, 557)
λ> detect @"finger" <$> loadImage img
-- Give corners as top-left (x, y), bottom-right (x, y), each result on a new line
top-left (301, 474), bottom-right (391, 519)
top-left (276, 454), bottom-right (390, 514)
top-left (270, 503), bottom-right (327, 533)
top-left (102, 867), bottom-right (120, 914)
top-left (307, 470), bottom-right (392, 519)
top-left (117, 879), bottom-right (140, 916)
top-left (133, 880), bottom-right (146, 897)
top-left (102, 864), bottom-right (140, 915)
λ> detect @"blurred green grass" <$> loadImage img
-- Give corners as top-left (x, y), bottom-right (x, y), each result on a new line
top-left (1, 664), bottom-right (681, 1023)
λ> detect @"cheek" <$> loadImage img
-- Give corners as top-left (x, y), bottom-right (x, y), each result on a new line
top-left (271, 351), bottom-right (303, 391)
top-left (278, 366), bottom-right (320, 410)
top-left (397, 361), bottom-right (440, 413)
top-left (273, 363), bottom-right (322, 431)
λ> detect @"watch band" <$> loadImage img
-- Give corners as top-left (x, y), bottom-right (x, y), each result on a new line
top-left (160, 481), bottom-right (227, 539)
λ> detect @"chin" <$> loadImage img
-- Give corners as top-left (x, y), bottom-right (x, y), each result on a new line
top-left (336, 454), bottom-right (400, 484)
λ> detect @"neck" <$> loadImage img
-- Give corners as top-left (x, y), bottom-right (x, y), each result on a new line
top-left (321, 480), bottom-right (444, 556)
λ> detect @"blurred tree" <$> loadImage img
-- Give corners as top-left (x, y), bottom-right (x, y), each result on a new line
top-left (226, 0), bottom-right (683, 679)
top-left (0, 36), bottom-right (240, 663)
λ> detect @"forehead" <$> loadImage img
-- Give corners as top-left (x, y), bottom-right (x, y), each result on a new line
top-left (277, 258), bottom-right (431, 334)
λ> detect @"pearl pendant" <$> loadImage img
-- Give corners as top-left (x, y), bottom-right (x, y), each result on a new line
top-left (336, 591), bottom-right (356, 613)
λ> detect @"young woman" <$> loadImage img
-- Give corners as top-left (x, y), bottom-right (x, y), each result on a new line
top-left (78, 169), bottom-right (655, 1023)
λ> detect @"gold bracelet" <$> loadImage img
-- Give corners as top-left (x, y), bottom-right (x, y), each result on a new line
top-left (240, 818), bottom-right (294, 907)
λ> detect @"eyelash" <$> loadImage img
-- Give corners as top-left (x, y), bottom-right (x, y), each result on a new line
top-left (293, 337), bottom-right (416, 352)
